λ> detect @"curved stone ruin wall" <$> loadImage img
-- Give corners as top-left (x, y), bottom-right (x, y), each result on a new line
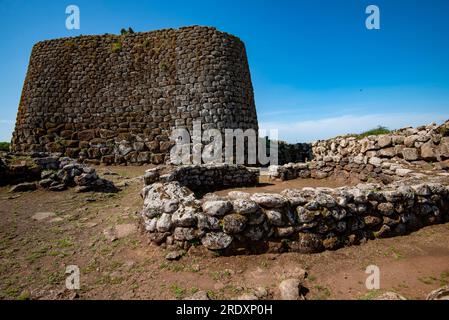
top-left (11, 26), bottom-right (258, 165)
top-left (138, 121), bottom-right (449, 254)
top-left (141, 169), bottom-right (449, 254)
top-left (144, 164), bottom-right (259, 192)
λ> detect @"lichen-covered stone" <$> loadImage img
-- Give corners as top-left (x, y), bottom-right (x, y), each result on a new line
top-left (201, 232), bottom-right (233, 250)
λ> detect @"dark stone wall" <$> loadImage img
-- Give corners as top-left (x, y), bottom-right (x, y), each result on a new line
top-left (11, 26), bottom-right (258, 165)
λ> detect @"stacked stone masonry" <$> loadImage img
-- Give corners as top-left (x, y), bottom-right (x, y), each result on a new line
top-left (141, 176), bottom-right (449, 254)
top-left (269, 121), bottom-right (449, 183)
top-left (144, 164), bottom-right (259, 192)
top-left (11, 26), bottom-right (258, 165)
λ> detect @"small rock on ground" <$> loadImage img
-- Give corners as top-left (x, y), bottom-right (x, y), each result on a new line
top-left (32, 212), bottom-right (56, 221)
top-left (165, 250), bottom-right (185, 261)
top-left (184, 291), bottom-right (210, 300)
top-left (103, 224), bottom-right (137, 242)
top-left (237, 293), bottom-right (258, 300)
top-left (375, 292), bottom-right (407, 300)
top-left (427, 285), bottom-right (449, 300)
top-left (279, 278), bottom-right (304, 300)
top-left (9, 182), bottom-right (37, 193)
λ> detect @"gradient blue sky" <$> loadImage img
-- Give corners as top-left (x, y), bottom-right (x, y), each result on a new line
top-left (1, 0), bottom-right (448, 142)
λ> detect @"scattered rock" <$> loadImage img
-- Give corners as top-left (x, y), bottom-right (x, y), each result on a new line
top-left (32, 212), bottom-right (56, 221)
top-left (279, 278), bottom-right (303, 300)
top-left (375, 292), bottom-right (407, 300)
top-left (103, 224), bottom-right (137, 242)
top-left (184, 290), bottom-right (210, 300)
top-left (165, 250), bottom-right (185, 261)
top-left (426, 285), bottom-right (449, 300)
top-left (9, 182), bottom-right (37, 193)
top-left (237, 293), bottom-right (258, 300)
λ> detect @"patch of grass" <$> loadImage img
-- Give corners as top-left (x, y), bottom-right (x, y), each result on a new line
top-left (437, 125), bottom-right (449, 137)
top-left (111, 40), bottom-right (122, 53)
top-left (439, 271), bottom-right (449, 285)
top-left (0, 141), bottom-right (10, 151)
top-left (47, 271), bottom-right (64, 285)
top-left (17, 290), bottom-right (31, 300)
top-left (357, 126), bottom-right (390, 139)
top-left (159, 262), bottom-right (185, 272)
top-left (390, 247), bottom-right (405, 260)
top-left (190, 287), bottom-right (199, 294)
top-left (211, 270), bottom-right (232, 281)
top-left (308, 275), bottom-right (317, 282)
top-left (359, 289), bottom-right (382, 300)
top-left (26, 246), bottom-right (50, 263)
top-left (56, 238), bottom-right (73, 248)
top-left (418, 275), bottom-right (437, 285)
top-left (159, 62), bottom-right (168, 72)
top-left (170, 283), bottom-right (185, 300)
top-left (313, 285), bottom-right (331, 300)
top-left (207, 289), bottom-right (218, 300)
top-left (143, 38), bottom-right (151, 48)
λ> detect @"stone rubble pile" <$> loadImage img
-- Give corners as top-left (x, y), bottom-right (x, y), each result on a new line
top-left (141, 175), bottom-right (449, 253)
top-left (38, 157), bottom-right (118, 192)
top-left (1, 153), bottom-right (117, 193)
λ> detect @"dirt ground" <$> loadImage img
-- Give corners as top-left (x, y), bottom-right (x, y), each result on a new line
top-left (1, 165), bottom-right (448, 300)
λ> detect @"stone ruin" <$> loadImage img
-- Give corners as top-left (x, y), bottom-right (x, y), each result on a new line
top-left (140, 120), bottom-right (449, 255)
top-left (11, 26), bottom-right (258, 165)
top-left (4, 24), bottom-right (449, 256)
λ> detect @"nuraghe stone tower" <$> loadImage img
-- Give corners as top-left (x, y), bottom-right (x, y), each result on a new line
top-left (11, 26), bottom-right (258, 164)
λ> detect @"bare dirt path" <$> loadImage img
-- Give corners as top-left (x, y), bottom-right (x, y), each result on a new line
top-left (1, 166), bottom-right (448, 300)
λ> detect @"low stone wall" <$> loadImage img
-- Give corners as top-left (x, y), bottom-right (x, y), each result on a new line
top-left (140, 177), bottom-right (449, 254)
top-left (143, 164), bottom-right (259, 192)
top-left (268, 121), bottom-right (449, 183)
top-left (278, 142), bottom-right (312, 165)
top-left (313, 121), bottom-right (449, 166)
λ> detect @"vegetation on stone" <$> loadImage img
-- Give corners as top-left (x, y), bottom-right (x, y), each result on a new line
top-left (0, 142), bottom-right (10, 151)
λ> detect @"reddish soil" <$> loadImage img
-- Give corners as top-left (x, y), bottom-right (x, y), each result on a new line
top-left (1, 166), bottom-right (448, 300)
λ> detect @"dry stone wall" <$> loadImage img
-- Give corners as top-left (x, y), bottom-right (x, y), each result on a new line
top-left (269, 121), bottom-right (449, 183)
top-left (141, 177), bottom-right (449, 254)
top-left (144, 164), bottom-right (259, 192)
top-left (11, 26), bottom-right (258, 165)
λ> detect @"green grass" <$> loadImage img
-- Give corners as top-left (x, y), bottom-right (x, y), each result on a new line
top-left (170, 283), bottom-right (185, 300)
top-left (0, 141), bottom-right (10, 152)
top-left (437, 125), bottom-right (449, 137)
top-left (357, 126), bottom-right (390, 139)
top-left (359, 289), bottom-right (382, 300)
top-left (313, 285), bottom-right (331, 300)
top-left (111, 40), bottom-right (122, 53)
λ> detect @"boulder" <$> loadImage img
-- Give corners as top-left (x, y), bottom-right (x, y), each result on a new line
top-left (426, 285), bottom-right (449, 300)
top-left (232, 199), bottom-right (259, 215)
top-left (222, 214), bottom-right (247, 234)
top-left (377, 135), bottom-right (392, 148)
top-left (279, 279), bottom-right (303, 300)
top-left (9, 182), bottom-right (37, 193)
top-left (250, 193), bottom-right (288, 208)
top-left (201, 232), bottom-right (233, 250)
top-left (156, 213), bottom-right (172, 232)
top-left (402, 148), bottom-right (419, 161)
top-left (420, 141), bottom-right (438, 161)
top-left (202, 200), bottom-right (232, 217)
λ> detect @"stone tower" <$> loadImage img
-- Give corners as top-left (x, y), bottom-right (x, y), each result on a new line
top-left (11, 26), bottom-right (258, 164)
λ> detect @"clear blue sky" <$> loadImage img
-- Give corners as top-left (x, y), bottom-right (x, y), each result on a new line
top-left (1, 0), bottom-right (449, 142)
